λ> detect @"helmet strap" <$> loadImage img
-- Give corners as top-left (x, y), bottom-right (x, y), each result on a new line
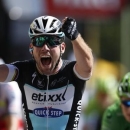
top-left (52, 46), bottom-right (62, 71)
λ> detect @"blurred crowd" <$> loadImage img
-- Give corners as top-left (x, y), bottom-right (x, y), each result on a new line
top-left (79, 58), bottom-right (127, 130)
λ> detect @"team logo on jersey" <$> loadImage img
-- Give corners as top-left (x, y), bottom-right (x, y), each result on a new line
top-left (32, 72), bottom-right (45, 88)
top-left (33, 107), bottom-right (64, 117)
top-left (24, 83), bottom-right (75, 112)
top-left (32, 91), bottom-right (66, 102)
top-left (73, 100), bottom-right (82, 130)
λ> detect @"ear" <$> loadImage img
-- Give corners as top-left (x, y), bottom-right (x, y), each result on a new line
top-left (60, 42), bottom-right (66, 54)
top-left (29, 43), bottom-right (33, 55)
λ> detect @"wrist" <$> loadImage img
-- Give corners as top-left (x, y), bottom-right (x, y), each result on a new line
top-left (71, 33), bottom-right (81, 42)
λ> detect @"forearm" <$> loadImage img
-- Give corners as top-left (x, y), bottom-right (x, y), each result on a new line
top-left (72, 34), bottom-right (93, 77)
top-left (62, 17), bottom-right (94, 78)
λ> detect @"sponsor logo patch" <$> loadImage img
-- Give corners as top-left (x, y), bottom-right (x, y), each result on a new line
top-left (33, 107), bottom-right (64, 117)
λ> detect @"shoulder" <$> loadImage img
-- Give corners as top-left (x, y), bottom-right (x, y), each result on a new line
top-left (104, 101), bottom-right (121, 118)
top-left (101, 100), bottom-right (128, 130)
top-left (102, 100), bottom-right (122, 127)
top-left (6, 59), bottom-right (35, 70)
top-left (62, 60), bottom-right (76, 68)
top-left (101, 101), bottom-right (121, 130)
top-left (11, 59), bottom-right (35, 66)
top-left (60, 60), bottom-right (75, 71)
top-left (62, 60), bottom-right (88, 80)
top-left (10, 59), bottom-right (35, 72)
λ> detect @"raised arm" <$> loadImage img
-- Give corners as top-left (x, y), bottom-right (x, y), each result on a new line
top-left (72, 34), bottom-right (93, 78)
top-left (62, 17), bottom-right (94, 79)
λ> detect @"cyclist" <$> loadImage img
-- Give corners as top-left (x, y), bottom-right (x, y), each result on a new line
top-left (0, 15), bottom-right (93, 130)
top-left (101, 72), bottom-right (130, 130)
top-left (0, 81), bottom-right (24, 130)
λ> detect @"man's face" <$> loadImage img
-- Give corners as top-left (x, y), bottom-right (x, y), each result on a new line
top-left (30, 36), bottom-right (65, 75)
top-left (121, 97), bottom-right (130, 122)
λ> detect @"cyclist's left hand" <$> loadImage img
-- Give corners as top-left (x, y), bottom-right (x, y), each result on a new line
top-left (62, 17), bottom-right (79, 40)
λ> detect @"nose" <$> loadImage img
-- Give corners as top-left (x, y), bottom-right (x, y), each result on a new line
top-left (41, 43), bottom-right (49, 51)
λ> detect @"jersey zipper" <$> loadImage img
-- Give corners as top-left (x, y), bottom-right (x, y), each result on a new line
top-left (46, 75), bottom-right (49, 130)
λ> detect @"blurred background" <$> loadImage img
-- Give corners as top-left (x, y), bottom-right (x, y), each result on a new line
top-left (0, 0), bottom-right (130, 130)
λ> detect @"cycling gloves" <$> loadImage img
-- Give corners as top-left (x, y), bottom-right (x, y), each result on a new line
top-left (62, 17), bottom-right (79, 40)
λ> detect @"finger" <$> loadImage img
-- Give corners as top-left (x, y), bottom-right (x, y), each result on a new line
top-left (62, 17), bottom-right (68, 24)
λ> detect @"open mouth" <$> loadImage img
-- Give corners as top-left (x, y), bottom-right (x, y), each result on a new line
top-left (41, 56), bottom-right (51, 66)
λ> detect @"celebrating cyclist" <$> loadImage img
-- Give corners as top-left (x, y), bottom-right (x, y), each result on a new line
top-left (101, 72), bottom-right (130, 130)
top-left (0, 15), bottom-right (93, 130)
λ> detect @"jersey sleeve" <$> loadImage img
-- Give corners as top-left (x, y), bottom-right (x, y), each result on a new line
top-left (3, 81), bottom-right (22, 116)
top-left (4, 64), bottom-right (19, 82)
top-left (73, 65), bottom-right (90, 80)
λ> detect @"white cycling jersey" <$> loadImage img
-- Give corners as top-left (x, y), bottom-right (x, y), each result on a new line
top-left (0, 81), bottom-right (24, 130)
top-left (0, 81), bottom-right (22, 117)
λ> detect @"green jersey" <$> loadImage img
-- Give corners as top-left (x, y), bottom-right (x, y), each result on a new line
top-left (101, 100), bottom-right (130, 130)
